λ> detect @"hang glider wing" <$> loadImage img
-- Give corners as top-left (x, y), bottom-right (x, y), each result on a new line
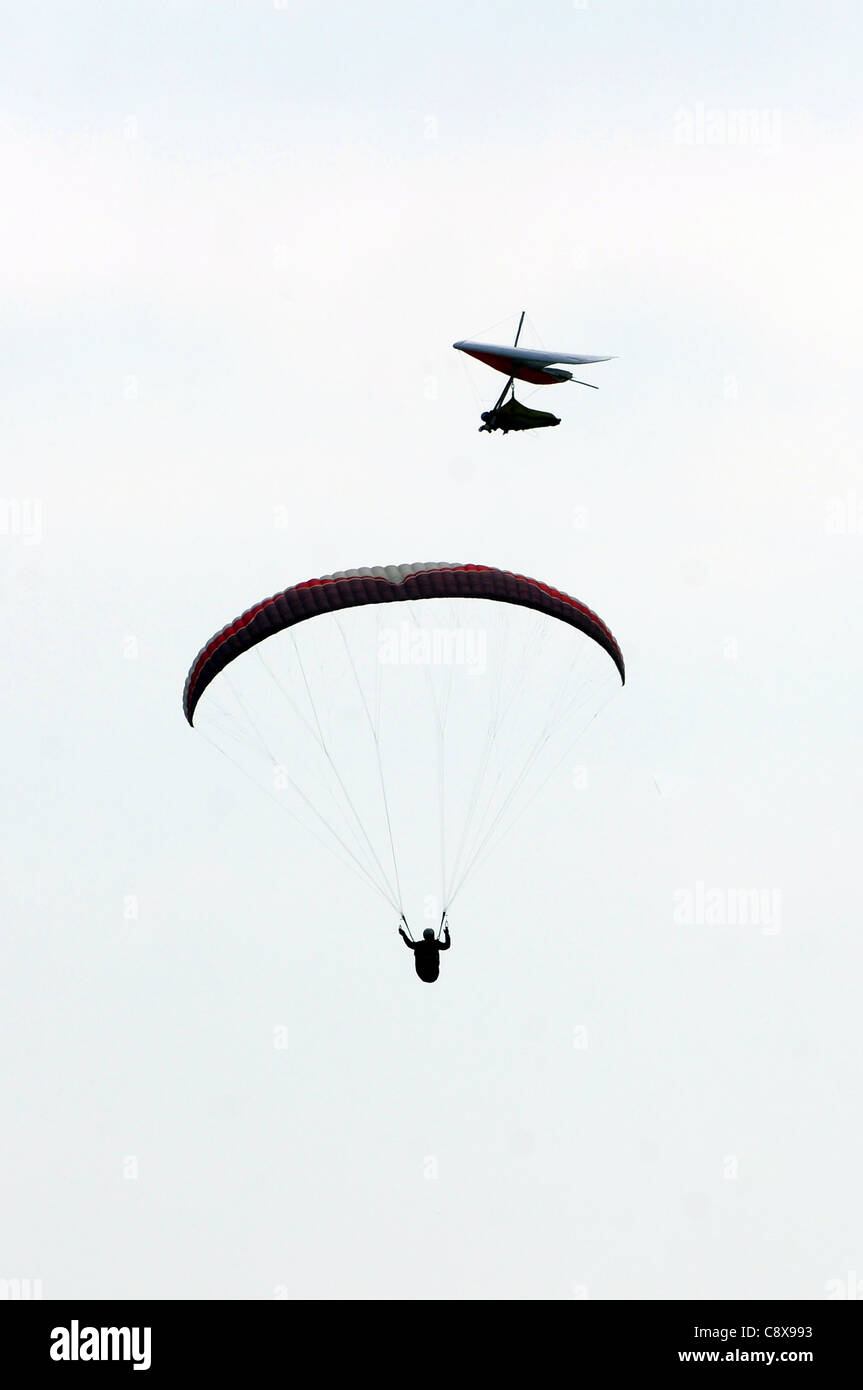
top-left (454, 340), bottom-right (615, 386)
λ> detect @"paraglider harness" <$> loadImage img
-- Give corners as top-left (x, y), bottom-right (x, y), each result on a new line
top-left (399, 911), bottom-right (448, 944)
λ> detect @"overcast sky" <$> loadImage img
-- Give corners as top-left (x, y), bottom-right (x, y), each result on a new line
top-left (2, 1), bottom-right (862, 1300)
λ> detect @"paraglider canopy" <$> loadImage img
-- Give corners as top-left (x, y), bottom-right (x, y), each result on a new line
top-left (184, 561), bottom-right (624, 920)
top-left (184, 562), bottom-right (624, 723)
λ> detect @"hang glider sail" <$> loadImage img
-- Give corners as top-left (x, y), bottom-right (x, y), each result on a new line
top-left (454, 311), bottom-right (614, 433)
top-left (454, 342), bottom-right (614, 386)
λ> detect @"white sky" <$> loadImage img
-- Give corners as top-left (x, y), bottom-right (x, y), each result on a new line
top-left (2, 0), bottom-right (862, 1299)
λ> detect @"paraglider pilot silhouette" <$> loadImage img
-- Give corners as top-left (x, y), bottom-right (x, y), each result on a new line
top-left (399, 915), bottom-right (451, 983)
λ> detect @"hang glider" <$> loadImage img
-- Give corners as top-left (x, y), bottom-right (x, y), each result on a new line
top-left (454, 312), bottom-right (614, 434)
